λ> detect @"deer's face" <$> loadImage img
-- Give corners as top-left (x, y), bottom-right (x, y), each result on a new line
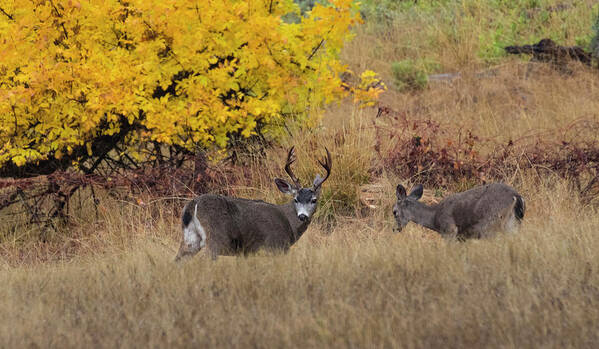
top-left (275, 179), bottom-right (321, 222)
top-left (392, 200), bottom-right (410, 232)
top-left (275, 146), bottom-right (332, 223)
top-left (393, 184), bottom-right (423, 232)
top-left (293, 188), bottom-right (319, 222)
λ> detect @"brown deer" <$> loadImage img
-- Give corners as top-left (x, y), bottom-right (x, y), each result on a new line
top-left (393, 183), bottom-right (525, 239)
top-left (175, 147), bottom-right (332, 261)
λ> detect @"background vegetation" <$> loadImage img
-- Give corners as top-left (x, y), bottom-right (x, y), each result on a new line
top-left (1, 0), bottom-right (599, 347)
top-left (0, 0), bottom-right (380, 174)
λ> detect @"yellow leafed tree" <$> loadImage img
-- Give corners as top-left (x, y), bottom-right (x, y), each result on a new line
top-left (0, 0), bottom-right (383, 177)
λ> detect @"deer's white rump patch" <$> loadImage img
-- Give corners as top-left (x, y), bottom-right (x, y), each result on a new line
top-left (184, 203), bottom-right (206, 250)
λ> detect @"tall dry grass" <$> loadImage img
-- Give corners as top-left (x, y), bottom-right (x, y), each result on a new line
top-left (0, 178), bottom-right (598, 348)
top-left (2, 1), bottom-right (599, 347)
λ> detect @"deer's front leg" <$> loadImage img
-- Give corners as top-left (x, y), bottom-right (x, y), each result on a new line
top-left (436, 214), bottom-right (459, 241)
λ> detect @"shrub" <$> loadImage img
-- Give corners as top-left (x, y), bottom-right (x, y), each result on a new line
top-left (0, 0), bottom-right (382, 178)
top-left (0, 0), bottom-right (386, 227)
top-left (591, 14), bottom-right (599, 58)
top-left (376, 106), bottom-right (599, 203)
top-left (391, 60), bottom-right (429, 92)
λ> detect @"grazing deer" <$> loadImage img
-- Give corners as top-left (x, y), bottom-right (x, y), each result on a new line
top-left (393, 183), bottom-right (525, 239)
top-left (175, 147), bottom-right (332, 261)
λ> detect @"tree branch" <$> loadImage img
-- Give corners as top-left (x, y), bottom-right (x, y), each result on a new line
top-left (0, 116), bottom-right (140, 179)
top-left (307, 39), bottom-right (325, 61)
top-left (0, 7), bottom-right (14, 20)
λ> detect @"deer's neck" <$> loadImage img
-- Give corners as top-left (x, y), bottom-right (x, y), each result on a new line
top-left (281, 202), bottom-right (310, 244)
top-left (409, 202), bottom-right (438, 232)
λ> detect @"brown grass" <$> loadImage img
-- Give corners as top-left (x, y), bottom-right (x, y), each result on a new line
top-left (0, 178), bottom-right (598, 347)
top-left (2, 1), bottom-right (599, 347)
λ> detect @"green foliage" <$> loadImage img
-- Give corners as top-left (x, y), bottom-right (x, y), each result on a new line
top-left (591, 12), bottom-right (599, 58)
top-left (359, 0), bottom-right (429, 24)
top-left (391, 59), bottom-right (439, 92)
top-left (359, 0), bottom-right (598, 66)
top-left (294, 0), bottom-right (326, 13)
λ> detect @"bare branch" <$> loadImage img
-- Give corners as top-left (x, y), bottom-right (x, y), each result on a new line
top-left (0, 7), bottom-right (14, 20)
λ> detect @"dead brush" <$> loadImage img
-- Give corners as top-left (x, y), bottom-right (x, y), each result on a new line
top-left (375, 105), bottom-right (599, 204)
top-left (374, 106), bottom-right (486, 189)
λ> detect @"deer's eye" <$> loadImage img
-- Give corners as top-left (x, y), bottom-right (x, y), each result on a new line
top-left (311, 198), bottom-right (317, 204)
top-left (393, 209), bottom-right (398, 216)
top-left (294, 198), bottom-right (299, 203)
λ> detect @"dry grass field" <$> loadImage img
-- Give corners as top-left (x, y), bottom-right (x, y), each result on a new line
top-left (1, 178), bottom-right (598, 347)
top-left (2, 1), bottom-right (599, 347)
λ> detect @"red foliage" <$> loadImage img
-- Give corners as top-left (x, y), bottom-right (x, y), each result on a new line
top-left (375, 106), bottom-right (599, 202)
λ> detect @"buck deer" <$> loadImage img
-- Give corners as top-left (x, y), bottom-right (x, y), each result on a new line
top-left (175, 147), bottom-right (332, 261)
top-left (393, 183), bottom-right (525, 239)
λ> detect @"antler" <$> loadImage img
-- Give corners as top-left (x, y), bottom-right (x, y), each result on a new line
top-left (284, 146), bottom-right (301, 188)
top-left (313, 147), bottom-right (332, 189)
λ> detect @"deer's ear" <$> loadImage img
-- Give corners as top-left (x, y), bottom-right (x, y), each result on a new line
top-left (312, 174), bottom-right (323, 187)
top-left (312, 174), bottom-right (324, 192)
top-left (396, 184), bottom-right (407, 199)
top-left (275, 178), bottom-right (296, 195)
top-left (409, 184), bottom-right (423, 200)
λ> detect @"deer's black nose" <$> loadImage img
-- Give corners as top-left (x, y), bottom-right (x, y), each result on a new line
top-left (298, 214), bottom-right (308, 222)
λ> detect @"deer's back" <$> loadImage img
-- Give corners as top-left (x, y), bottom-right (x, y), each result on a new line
top-left (437, 183), bottom-right (521, 235)
top-left (192, 194), bottom-right (294, 253)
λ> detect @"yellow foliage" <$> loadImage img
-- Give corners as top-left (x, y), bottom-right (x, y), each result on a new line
top-left (0, 0), bottom-right (382, 168)
top-left (354, 70), bottom-right (386, 107)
